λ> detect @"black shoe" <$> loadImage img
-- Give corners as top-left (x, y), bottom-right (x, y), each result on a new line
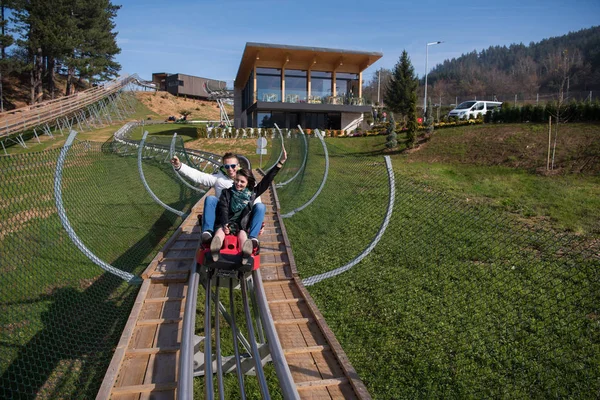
top-left (251, 238), bottom-right (260, 253)
top-left (201, 231), bottom-right (213, 244)
top-left (210, 236), bottom-right (222, 262)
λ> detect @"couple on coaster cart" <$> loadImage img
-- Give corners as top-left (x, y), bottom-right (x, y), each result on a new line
top-left (171, 149), bottom-right (287, 269)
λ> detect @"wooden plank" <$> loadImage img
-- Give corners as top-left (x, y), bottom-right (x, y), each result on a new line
top-left (138, 390), bottom-right (176, 400)
top-left (268, 298), bottom-right (305, 304)
top-left (125, 347), bottom-right (179, 355)
top-left (97, 279), bottom-right (152, 399)
top-left (149, 273), bottom-right (189, 283)
top-left (296, 377), bottom-right (349, 389)
top-left (144, 297), bottom-right (185, 303)
top-left (137, 318), bottom-right (182, 326)
top-left (273, 317), bottom-right (314, 325)
top-left (114, 354), bottom-right (150, 389)
top-left (159, 256), bottom-right (195, 262)
top-left (268, 182), bottom-right (372, 399)
top-left (130, 325), bottom-right (158, 351)
top-left (283, 345), bottom-right (330, 355)
top-left (111, 383), bottom-right (177, 394)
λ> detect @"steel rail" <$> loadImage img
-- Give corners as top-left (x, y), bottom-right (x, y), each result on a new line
top-left (204, 270), bottom-right (215, 398)
top-left (229, 278), bottom-right (247, 399)
top-left (303, 155), bottom-right (396, 286)
top-left (252, 269), bottom-right (301, 399)
top-left (138, 131), bottom-right (188, 218)
top-left (215, 278), bottom-right (225, 400)
top-left (265, 124), bottom-right (285, 172)
top-left (281, 128), bottom-right (329, 218)
top-left (53, 130), bottom-right (141, 284)
top-left (169, 133), bottom-right (204, 192)
top-left (177, 263), bottom-right (200, 400)
top-left (276, 125), bottom-right (308, 188)
top-left (240, 272), bottom-right (270, 399)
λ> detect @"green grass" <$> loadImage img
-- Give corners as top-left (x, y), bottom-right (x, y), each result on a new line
top-left (273, 132), bottom-right (600, 398)
top-left (2, 121), bottom-right (598, 398)
top-left (173, 123), bottom-right (598, 397)
top-left (0, 142), bottom-right (202, 399)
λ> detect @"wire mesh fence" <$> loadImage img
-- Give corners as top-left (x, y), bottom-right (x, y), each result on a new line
top-left (0, 139), bottom-right (203, 399)
top-left (277, 137), bottom-right (600, 398)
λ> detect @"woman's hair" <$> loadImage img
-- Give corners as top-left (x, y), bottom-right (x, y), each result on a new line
top-left (236, 168), bottom-right (256, 189)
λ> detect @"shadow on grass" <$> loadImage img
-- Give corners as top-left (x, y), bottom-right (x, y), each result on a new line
top-left (0, 205), bottom-right (188, 399)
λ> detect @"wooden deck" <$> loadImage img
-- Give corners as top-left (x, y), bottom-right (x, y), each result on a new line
top-left (98, 182), bottom-right (370, 399)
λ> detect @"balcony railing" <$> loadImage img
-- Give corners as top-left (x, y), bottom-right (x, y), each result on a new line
top-left (258, 93), bottom-right (367, 106)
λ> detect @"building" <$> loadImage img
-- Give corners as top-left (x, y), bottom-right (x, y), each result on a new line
top-left (151, 73), bottom-right (226, 100)
top-left (233, 43), bottom-right (382, 131)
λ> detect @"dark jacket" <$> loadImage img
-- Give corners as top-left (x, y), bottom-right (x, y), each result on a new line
top-left (216, 164), bottom-right (282, 232)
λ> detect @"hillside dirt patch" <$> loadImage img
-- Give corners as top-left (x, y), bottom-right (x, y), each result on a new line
top-left (135, 92), bottom-right (232, 122)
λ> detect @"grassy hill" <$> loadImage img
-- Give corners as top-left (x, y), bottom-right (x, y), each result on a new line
top-left (324, 123), bottom-right (600, 235)
top-left (135, 91), bottom-right (232, 121)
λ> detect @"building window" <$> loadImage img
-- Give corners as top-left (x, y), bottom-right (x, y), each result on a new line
top-left (178, 80), bottom-right (184, 86)
top-left (284, 70), bottom-right (307, 103)
top-left (335, 72), bottom-right (359, 97)
top-left (257, 111), bottom-right (273, 128)
top-left (310, 71), bottom-right (332, 103)
top-left (256, 68), bottom-right (281, 102)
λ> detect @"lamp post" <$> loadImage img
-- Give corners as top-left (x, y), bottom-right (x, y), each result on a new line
top-left (424, 41), bottom-right (443, 116)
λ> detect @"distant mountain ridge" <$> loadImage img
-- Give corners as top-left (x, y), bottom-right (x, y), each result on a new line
top-left (426, 26), bottom-right (600, 100)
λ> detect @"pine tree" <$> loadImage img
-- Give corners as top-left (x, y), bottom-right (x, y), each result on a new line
top-left (11, 0), bottom-right (121, 101)
top-left (385, 112), bottom-right (397, 148)
top-left (384, 50), bottom-right (418, 125)
top-left (425, 97), bottom-right (434, 137)
top-left (0, 0), bottom-right (16, 110)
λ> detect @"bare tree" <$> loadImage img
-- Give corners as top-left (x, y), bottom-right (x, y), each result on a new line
top-left (545, 49), bottom-right (583, 170)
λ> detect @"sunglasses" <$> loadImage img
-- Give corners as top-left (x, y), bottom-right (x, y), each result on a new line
top-left (223, 164), bottom-right (238, 169)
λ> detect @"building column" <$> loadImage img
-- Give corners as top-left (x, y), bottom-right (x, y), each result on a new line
top-left (358, 72), bottom-right (362, 98)
top-left (332, 71), bottom-right (336, 97)
top-left (252, 64), bottom-right (257, 103)
top-left (281, 67), bottom-right (285, 103)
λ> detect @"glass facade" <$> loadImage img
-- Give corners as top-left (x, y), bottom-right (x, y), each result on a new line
top-left (256, 68), bottom-right (281, 102)
top-left (257, 112), bottom-right (272, 128)
top-left (335, 72), bottom-right (359, 97)
top-left (252, 110), bottom-right (341, 130)
top-left (284, 69), bottom-right (307, 103)
top-left (242, 71), bottom-right (254, 110)
top-left (310, 71), bottom-right (332, 103)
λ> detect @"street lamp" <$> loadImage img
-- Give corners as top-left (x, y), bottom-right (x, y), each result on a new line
top-left (424, 41), bottom-right (443, 116)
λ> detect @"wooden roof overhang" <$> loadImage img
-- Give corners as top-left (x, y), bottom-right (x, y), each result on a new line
top-left (235, 42), bottom-right (382, 88)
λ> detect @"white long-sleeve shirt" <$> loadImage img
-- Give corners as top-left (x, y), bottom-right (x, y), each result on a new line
top-left (177, 163), bottom-right (261, 203)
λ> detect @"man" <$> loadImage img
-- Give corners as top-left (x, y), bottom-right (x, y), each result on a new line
top-left (170, 152), bottom-right (265, 246)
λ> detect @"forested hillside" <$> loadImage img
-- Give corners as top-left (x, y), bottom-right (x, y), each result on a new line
top-left (0, 0), bottom-right (121, 110)
top-left (363, 26), bottom-right (600, 104)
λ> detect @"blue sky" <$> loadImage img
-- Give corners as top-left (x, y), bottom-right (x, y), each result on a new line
top-left (115, 0), bottom-right (599, 86)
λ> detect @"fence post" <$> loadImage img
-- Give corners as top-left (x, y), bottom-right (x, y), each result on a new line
top-left (547, 116), bottom-right (551, 171)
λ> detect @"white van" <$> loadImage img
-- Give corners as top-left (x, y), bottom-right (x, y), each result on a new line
top-left (448, 100), bottom-right (502, 120)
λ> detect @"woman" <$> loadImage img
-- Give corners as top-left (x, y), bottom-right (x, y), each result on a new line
top-left (211, 150), bottom-right (287, 262)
